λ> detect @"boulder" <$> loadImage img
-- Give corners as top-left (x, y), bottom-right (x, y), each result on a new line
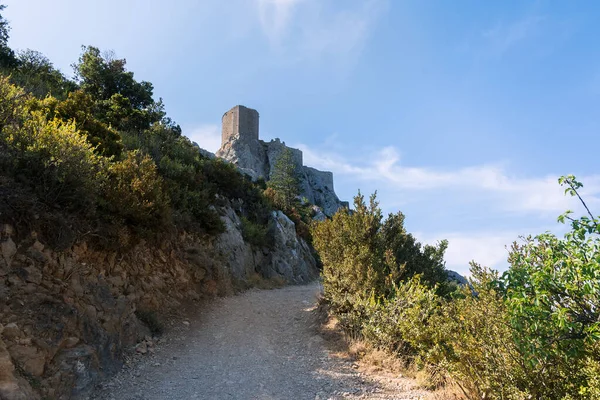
top-left (214, 205), bottom-right (318, 285)
top-left (214, 206), bottom-right (256, 282)
top-left (261, 211), bottom-right (318, 284)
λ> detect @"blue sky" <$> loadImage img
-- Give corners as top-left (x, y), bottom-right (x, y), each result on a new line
top-left (4, 0), bottom-right (600, 275)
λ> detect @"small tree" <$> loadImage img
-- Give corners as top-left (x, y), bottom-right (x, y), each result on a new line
top-left (0, 4), bottom-right (17, 70)
top-left (267, 148), bottom-right (300, 211)
top-left (499, 175), bottom-right (600, 398)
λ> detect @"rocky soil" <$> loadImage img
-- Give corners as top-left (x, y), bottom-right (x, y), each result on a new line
top-left (0, 200), bottom-right (318, 399)
top-left (91, 283), bottom-right (432, 400)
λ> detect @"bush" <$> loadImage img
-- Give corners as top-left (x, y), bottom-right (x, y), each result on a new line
top-left (316, 177), bottom-right (600, 399)
top-left (496, 175), bottom-right (600, 399)
top-left (287, 207), bottom-right (312, 242)
top-left (121, 126), bottom-right (278, 235)
top-left (240, 216), bottom-right (269, 248)
top-left (362, 277), bottom-right (441, 357)
top-left (312, 191), bottom-right (449, 319)
top-left (53, 90), bottom-right (123, 157)
top-left (428, 265), bottom-right (529, 399)
top-left (103, 150), bottom-right (170, 227)
top-left (0, 75), bottom-right (28, 129)
top-left (2, 106), bottom-right (106, 211)
top-left (312, 192), bottom-right (390, 320)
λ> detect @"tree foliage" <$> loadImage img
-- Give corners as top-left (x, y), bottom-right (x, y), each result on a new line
top-left (0, 80), bottom-right (106, 211)
top-left (0, 4), bottom-right (17, 69)
top-left (11, 49), bottom-right (76, 99)
top-left (73, 46), bottom-right (163, 132)
top-left (497, 175), bottom-right (600, 398)
top-left (317, 176), bottom-right (600, 399)
top-left (312, 191), bottom-right (450, 333)
top-left (32, 89), bottom-right (124, 157)
top-left (0, 38), bottom-right (275, 242)
top-left (267, 148), bottom-right (301, 211)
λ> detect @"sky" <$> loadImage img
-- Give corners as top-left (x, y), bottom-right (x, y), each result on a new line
top-left (4, 0), bottom-right (600, 276)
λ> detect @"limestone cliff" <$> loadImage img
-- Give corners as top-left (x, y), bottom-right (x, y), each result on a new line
top-left (216, 105), bottom-right (348, 217)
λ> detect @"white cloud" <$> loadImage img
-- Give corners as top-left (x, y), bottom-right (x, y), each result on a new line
top-left (297, 143), bottom-right (600, 216)
top-left (297, 142), bottom-right (600, 277)
top-left (418, 231), bottom-right (518, 276)
top-left (257, 0), bottom-right (304, 46)
top-left (185, 124), bottom-right (221, 153)
top-left (256, 0), bottom-right (386, 63)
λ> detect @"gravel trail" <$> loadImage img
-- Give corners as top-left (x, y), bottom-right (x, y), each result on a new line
top-left (91, 283), bottom-right (429, 400)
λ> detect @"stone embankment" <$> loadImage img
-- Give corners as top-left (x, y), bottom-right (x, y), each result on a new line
top-left (0, 202), bottom-right (317, 399)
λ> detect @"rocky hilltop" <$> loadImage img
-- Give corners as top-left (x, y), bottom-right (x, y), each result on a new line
top-left (216, 106), bottom-right (348, 217)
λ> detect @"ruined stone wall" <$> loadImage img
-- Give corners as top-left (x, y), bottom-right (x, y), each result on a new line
top-left (265, 139), bottom-right (303, 180)
top-left (238, 106), bottom-right (259, 141)
top-left (221, 108), bottom-right (238, 144)
top-left (216, 105), bottom-right (346, 216)
top-left (221, 105), bottom-right (259, 145)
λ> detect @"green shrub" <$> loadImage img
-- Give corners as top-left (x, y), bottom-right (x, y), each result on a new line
top-left (240, 216), bottom-right (269, 248)
top-left (381, 212), bottom-right (448, 290)
top-left (312, 192), bottom-right (390, 320)
top-left (121, 126), bottom-right (277, 236)
top-left (312, 191), bottom-right (449, 319)
top-left (0, 75), bottom-right (28, 129)
top-left (362, 277), bottom-right (441, 357)
top-left (52, 90), bottom-right (123, 157)
top-left (428, 265), bottom-right (529, 399)
top-left (287, 207), bottom-right (312, 242)
top-left (2, 107), bottom-right (106, 211)
top-left (316, 177), bottom-right (600, 400)
top-left (103, 150), bottom-right (170, 227)
top-left (496, 175), bottom-right (600, 399)
top-left (579, 346), bottom-right (600, 399)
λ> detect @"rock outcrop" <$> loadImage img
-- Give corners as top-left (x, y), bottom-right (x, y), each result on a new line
top-left (0, 200), bottom-right (317, 399)
top-left (214, 201), bottom-right (318, 284)
top-left (446, 270), bottom-right (469, 286)
top-left (216, 105), bottom-right (348, 217)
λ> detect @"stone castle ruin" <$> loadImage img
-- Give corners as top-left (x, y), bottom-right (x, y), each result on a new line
top-left (216, 105), bottom-right (347, 216)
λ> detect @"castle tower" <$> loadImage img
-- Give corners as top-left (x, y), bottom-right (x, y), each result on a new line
top-left (221, 105), bottom-right (260, 146)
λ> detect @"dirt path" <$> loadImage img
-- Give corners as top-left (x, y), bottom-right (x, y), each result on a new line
top-left (91, 283), bottom-right (430, 400)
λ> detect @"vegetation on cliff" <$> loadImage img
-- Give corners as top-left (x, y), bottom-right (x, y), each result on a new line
top-left (313, 177), bottom-right (600, 399)
top-left (267, 148), bottom-right (301, 211)
top-left (0, 7), bottom-right (286, 250)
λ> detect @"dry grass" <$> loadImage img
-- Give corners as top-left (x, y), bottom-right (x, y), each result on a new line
top-left (315, 300), bottom-right (465, 400)
top-left (427, 385), bottom-right (465, 400)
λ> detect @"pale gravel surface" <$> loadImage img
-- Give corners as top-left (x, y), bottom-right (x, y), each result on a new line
top-left (90, 283), bottom-right (429, 400)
